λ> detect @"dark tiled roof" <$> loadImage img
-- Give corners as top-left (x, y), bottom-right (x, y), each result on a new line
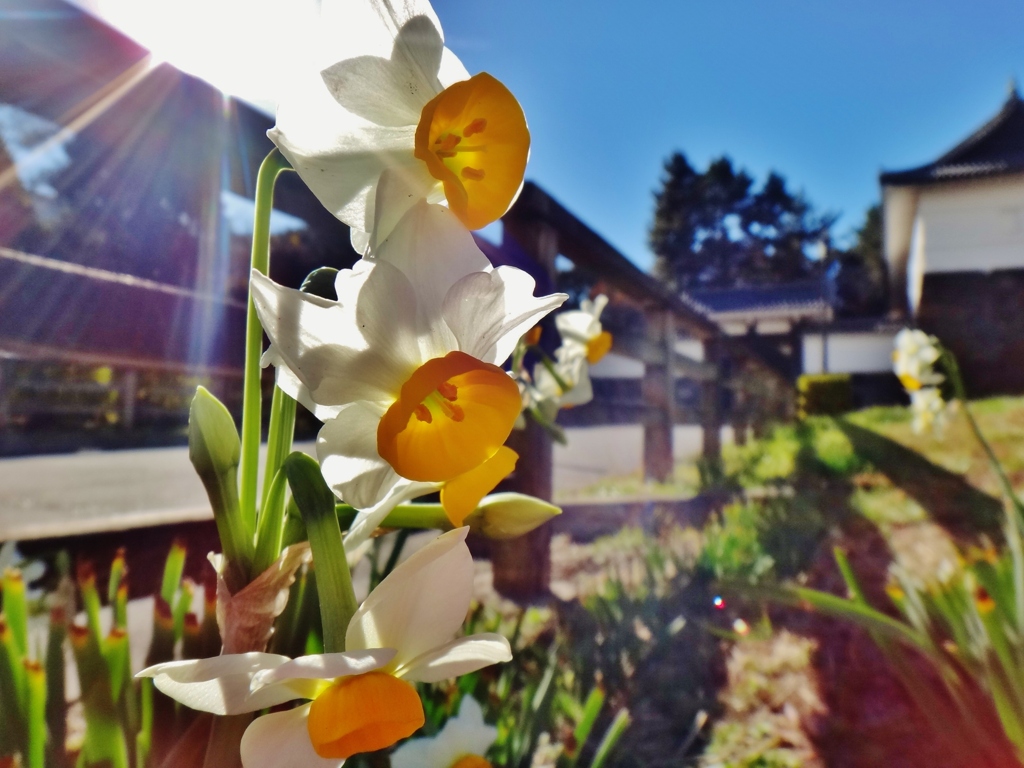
top-left (881, 88), bottom-right (1024, 185)
top-left (686, 281), bottom-right (829, 317)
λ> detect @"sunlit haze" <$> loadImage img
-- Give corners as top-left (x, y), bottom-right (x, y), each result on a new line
top-left (67, 0), bottom-right (1024, 270)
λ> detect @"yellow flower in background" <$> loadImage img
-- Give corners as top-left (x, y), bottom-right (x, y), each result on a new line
top-left (392, 695), bottom-right (497, 768)
top-left (270, 0), bottom-right (529, 254)
top-left (139, 530), bottom-right (511, 768)
top-left (252, 202), bottom-right (565, 540)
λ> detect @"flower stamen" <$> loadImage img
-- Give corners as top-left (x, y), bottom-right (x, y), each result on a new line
top-left (463, 117), bottom-right (488, 136)
top-left (415, 72), bottom-right (530, 229)
top-left (378, 351), bottom-right (521, 483)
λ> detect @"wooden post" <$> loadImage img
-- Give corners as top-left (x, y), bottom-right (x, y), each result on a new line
top-left (700, 337), bottom-right (722, 461)
top-left (0, 360), bottom-right (9, 429)
top-left (491, 215), bottom-right (558, 601)
top-left (489, 420), bottom-right (554, 601)
top-left (643, 311), bottom-right (674, 482)
top-left (121, 369), bottom-right (138, 429)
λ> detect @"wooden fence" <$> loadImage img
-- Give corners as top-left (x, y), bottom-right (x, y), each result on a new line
top-left (489, 183), bottom-right (793, 599)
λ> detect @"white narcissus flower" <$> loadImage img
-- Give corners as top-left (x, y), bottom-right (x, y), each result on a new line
top-left (271, 0), bottom-right (530, 254)
top-left (555, 294), bottom-right (613, 365)
top-left (392, 695), bottom-right (497, 768)
top-left (893, 328), bottom-right (943, 391)
top-left (910, 387), bottom-right (948, 436)
top-left (138, 529), bottom-right (511, 768)
top-left (251, 201), bottom-right (566, 544)
top-left (527, 294), bottom-right (612, 414)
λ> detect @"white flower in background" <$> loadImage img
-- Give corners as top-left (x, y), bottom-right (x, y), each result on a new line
top-left (893, 328), bottom-right (943, 391)
top-left (139, 529), bottom-right (511, 768)
top-left (392, 695), bottom-right (497, 768)
top-left (910, 387), bottom-right (947, 435)
top-left (252, 202), bottom-right (565, 542)
top-left (271, 0), bottom-right (530, 254)
top-left (525, 295), bottom-right (611, 415)
top-left (555, 295), bottom-right (613, 365)
top-left (532, 348), bottom-right (592, 412)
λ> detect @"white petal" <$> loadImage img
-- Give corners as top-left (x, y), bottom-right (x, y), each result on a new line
top-left (319, 0), bottom-right (445, 67)
top-left (438, 46), bottom-right (471, 88)
top-left (317, 402), bottom-right (402, 510)
top-left (558, 363), bottom-right (593, 407)
top-left (365, 166), bottom-right (442, 256)
top-left (343, 476), bottom-right (441, 552)
top-left (137, 654), bottom-right (316, 715)
top-left (443, 267), bottom-right (567, 365)
top-left (393, 696), bottom-right (497, 768)
top-left (276, 364), bottom-right (343, 422)
top-left (251, 267), bottom-right (420, 406)
top-left (398, 634), bottom-right (512, 683)
top-left (270, 94), bottom-right (419, 234)
top-left (320, 14), bottom-right (442, 127)
top-left (250, 650), bottom-right (395, 692)
top-left (240, 705), bottom-right (343, 768)
top-left (374, 201), bottom-right (489, 358)
top-left (346, 529), bottom-right (473, 667)
top-left (556, 309), bottom-right (601, 345)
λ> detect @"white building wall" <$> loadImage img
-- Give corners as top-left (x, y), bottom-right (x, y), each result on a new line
top-left (803, 331), bottom-right (895, 375)
top-left (915, 174), bottom-right (1024, 274)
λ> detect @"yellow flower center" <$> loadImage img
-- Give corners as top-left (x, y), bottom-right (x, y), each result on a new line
top-left (451, 757), bottom-right (493, 768)
top-left (307, 671), bottom-right (424, 759)
top-left (414, 72), bottom-right (530, 230)
top-left (586, 331), bottom-right (613, 365)
top-left (440, 445), bottom-right (518, 526)
top-left (377, 351), bottom-right (522, 483)
top-left (897, 373), bottom-right (922, 391)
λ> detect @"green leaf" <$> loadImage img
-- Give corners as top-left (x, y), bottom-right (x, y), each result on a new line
top-left (589, 708), bottom-right (630, 768)
top-left (189, 386), bottom-right (252, 592)
top-left (284, 453), bottom-right (357, 654)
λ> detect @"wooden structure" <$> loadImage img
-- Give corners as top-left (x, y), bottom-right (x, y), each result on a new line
top-left (488, 183), bottom-right (792, 599)
top-left (882, 83), bottom-right (1024, 395)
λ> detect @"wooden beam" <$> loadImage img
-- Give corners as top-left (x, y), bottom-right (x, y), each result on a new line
top-left (612, 334), bottom-right (718, 381)
top-left (506, 183), bottom-right (721, 340)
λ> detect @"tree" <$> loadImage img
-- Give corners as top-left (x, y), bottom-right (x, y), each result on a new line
top-left (825, 203), bottom-right (888, 317)
top-left (649, 152), bottom-right (835, 290)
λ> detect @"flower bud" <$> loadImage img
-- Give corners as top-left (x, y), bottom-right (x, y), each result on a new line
top-left (464, 492), bottom-right (560, 540)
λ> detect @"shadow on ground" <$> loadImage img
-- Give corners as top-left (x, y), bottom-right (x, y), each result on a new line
top-left (784, 422), bottom-right (1007, 768)
top-left (838, 419), bottom-right (1003, 538)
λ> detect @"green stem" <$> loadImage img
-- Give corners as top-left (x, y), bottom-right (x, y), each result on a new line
top-left (535, 347), bottom-right (571, 393)
top-left (261, 386), bottom-right (297, 515)
top-left (239, 148), bottom-right (292, 535)
top-left (336, 503), bottom-right (451, 532)
top-left (285, 453), bottom-right (358, 653)
top-left (942, 348), bottom-right (1024, 514)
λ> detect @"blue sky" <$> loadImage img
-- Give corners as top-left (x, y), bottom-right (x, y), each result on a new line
top-left (432, 0), bottom-right (1024, 269)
